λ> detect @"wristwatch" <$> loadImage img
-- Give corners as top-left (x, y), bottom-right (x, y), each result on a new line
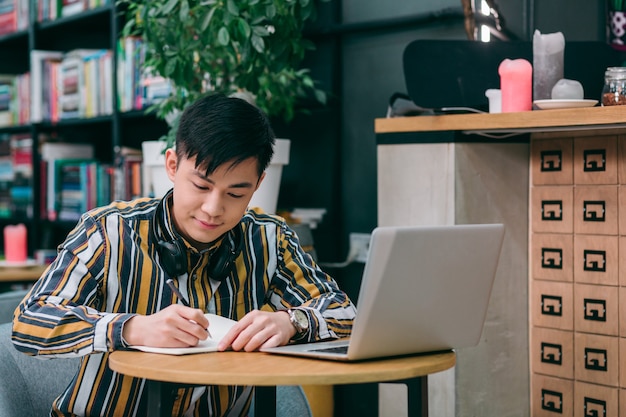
top-left (287, 308), bottom-right (309, 339)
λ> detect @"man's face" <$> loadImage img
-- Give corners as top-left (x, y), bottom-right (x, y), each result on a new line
top-left (164, 149), bottom-right (264, 249)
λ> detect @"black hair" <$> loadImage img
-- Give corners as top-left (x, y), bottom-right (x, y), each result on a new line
top-left (175, 93), bottom-right (275, 178)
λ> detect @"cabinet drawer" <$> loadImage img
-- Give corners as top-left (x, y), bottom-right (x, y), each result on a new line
top-left (573, 135), bottom-right (618, 185)
top-left (574, 382), bottom-right (618, 417)
top-left (620, 338), bottom-right (626, 388)
top-left (531, 280), bottom-right (573, 330)
top-left (573, 283), bottom-right (618, 336)
top-left (621, 237), bottom-right (626, 286)
top-left (617, 135), bottom-right (626, 184)
top-left (532, 327), bottom-right (574, 379)
top-left (532, 138), bottom-right (573, 185)
top-left (574, 333), bottom-right (619, 387)
top-left (620, 186), bottom-right (626, 235)
top-left (531, 233), bottom-right (573, 282)
top-left (573, 185), bottom-right (618, 235)
top-left (532, 186), bottom-right (573, 234)
top-left (573, 235), bottom-right (618, 286)
top-left (621, 288), bottom-right (626, 337)
top-left (531, 374), bottom-right (573, 417)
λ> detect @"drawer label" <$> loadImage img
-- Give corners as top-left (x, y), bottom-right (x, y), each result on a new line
top-left (541, 389), bottom-right (563, 413)
top-left (541, 150), bottom-right (562, 172)
top-left (542, 200), bottom-right (563, 221)
top-left (583, 201), bottom-right (606, 222)
top-left (584, 348), bottom-right (607, 372)
top-left (583, 396), bottom-right (606, 417)
top-left (541, 295), bottom-right (563, 316)
top-left (583, 149), bottom-right (606, 172)
top-left (583, 298), bottom-right (606, 322)
top-left (583, 250), bottom-right (606, 273)
top-left (541, 342), bottom-right (563, 365)
top-left (541, 248), bottom-right (563, 269)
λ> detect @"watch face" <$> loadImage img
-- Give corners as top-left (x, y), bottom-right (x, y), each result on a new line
top-left (294, 309), bottom-right (308, 329)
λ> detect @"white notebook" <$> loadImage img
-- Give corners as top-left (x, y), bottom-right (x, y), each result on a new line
top-left (130, 313), bottom-right (237, 355)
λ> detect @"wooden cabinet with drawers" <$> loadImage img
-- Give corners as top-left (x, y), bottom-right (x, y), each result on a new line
top-left (530, 131), bottom-right (626, 417)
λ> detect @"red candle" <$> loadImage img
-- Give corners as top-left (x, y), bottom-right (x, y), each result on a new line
top-left (498, 58), bottom-right (533, 112)
top-left (4, 224), bottom-right (27, 263)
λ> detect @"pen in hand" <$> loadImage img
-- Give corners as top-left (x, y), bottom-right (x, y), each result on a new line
top-left (166, 278), bottom-right (212, 339)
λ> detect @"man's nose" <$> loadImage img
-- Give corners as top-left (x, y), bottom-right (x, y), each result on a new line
top-left (201, 193), bottom-right (225, 216)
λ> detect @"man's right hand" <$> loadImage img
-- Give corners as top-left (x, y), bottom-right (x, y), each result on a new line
top-left (122, 304), bottom-right (209, 347)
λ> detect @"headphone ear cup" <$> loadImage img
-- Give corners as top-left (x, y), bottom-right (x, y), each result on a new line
top-left (207, 229), bottom-right (243, 281)
top-left (158, 240), bottom-right (188, 277)
top-left (207, 243), bottom-right (236, 281)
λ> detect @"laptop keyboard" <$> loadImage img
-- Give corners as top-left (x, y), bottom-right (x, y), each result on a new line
top-left (310, 345), bottom-right (348, 354)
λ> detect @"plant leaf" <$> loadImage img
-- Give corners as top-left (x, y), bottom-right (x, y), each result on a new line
top-left (161, 0), bottom-right (179, 15)
top-left (179, 0), bottom-right (189, 21)
top-left (226, 0), bottom-right (239, 16)
top-left (251, 34), bottom-right (265, 53)
top-left (218, 27), bottom-right (230, 45)
top-left (235, 18), bottom-right (251, 40)
top-left (251, 25), bottom-right (269, 36)
top-left (265, 4), bottom-right (276, 19)
top-left (200, 7), bottom-right (217, 31)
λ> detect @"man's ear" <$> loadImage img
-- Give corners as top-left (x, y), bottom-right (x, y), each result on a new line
top-left (164, 148), bottom-right (178, 182)
top-left (255, 172), bottom-right (266, 191)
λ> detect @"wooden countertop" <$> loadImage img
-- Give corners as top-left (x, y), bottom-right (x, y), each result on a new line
top-left (0, 264), bottom-right (47, 282)
top-left (375, 106), bottom-right (626, 134)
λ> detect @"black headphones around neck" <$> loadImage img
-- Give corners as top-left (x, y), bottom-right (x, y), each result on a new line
top-left (152, 199), bottom-right (243, 281)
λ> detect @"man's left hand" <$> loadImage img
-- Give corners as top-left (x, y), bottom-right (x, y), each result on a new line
top-left (217, 310), bottom-right (295, 352)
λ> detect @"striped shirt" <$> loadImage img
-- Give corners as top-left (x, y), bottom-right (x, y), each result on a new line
top-left (12, 196), bottom-right (356, 417)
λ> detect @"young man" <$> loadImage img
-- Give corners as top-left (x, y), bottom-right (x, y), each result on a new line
top-left (12, 93), bottom-right (356, 416)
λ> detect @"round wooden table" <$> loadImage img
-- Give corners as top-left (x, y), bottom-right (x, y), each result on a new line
top-left (109, 349), bottom-right (456, 417)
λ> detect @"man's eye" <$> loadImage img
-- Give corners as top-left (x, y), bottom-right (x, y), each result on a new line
top-left (229, 193), bottom-right (244, 199)
top-left (193, 183), bottom-right (209, 190)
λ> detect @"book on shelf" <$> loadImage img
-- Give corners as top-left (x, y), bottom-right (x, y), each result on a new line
top-left (60, 0), bottom-right (86, 18)
top-left (0, 0), bottom-right (16, 36)
top-left (40, 141), bottom-right (94, 220)
top-left (0, 75), bottom-right (12, 126)
top-left (0, 134), bottom-right (11, 218)
top-left (10, 133), bottom-right (33, 217)
top-left (55, 159), bottom-right (97, 221)
top-left (30, 50), bottom-right (63, 123)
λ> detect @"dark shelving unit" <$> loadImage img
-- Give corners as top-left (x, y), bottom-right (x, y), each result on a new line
top-left (0, 2), bottom-right (166, 255)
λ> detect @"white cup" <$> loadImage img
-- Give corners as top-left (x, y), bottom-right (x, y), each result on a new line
top-left (485, 89), bottom-right (502, 113)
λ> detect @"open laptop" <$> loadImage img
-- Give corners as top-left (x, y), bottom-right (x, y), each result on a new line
top-left (261, 223), bottom-right (505, 361)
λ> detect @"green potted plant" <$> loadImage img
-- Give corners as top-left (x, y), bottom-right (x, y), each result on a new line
top-left (120, 0), bottom-right (329, 146)
top-left (119, 0), bottom-right (329, 210)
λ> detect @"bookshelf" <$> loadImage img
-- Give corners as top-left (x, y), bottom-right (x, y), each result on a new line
top-left (0, 1), bottom-right (168, 256)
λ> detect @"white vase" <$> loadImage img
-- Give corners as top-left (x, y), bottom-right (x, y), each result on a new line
top-left (141, 140), bottom-right (173, 198)
top-left (248, 138), bottom-right (290, 214)
top-left (141, 138), bottom-right (290, 212)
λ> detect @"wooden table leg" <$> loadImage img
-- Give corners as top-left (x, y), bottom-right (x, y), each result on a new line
top-left (255, 386), bottom-right (277, 417)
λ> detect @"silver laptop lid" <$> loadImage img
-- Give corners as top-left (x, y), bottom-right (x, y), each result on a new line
top-left (346, 224), bottom-right (504, 360)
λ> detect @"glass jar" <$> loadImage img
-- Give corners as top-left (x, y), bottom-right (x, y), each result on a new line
top-left (601, 67), bottom-right (626, 106)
